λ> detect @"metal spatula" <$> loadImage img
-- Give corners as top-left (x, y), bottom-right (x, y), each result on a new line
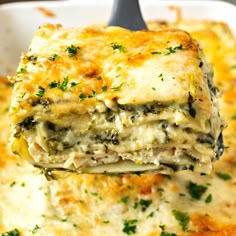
top-left (108, 0), bottom-right (147, 31)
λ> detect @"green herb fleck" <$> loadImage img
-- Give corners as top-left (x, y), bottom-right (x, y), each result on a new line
top-left (216, 172), bottom-right (232, 181)
top-left (172, 209), bottom-right (189, 232)
top-left (111, 82), bottom-right (124, 91)
top-left (133, 201), bottom-right (139, 209)
top-left (97, 76), bottom-right (102, 80)
top-left (120, 196), bottom-right (129, 203)
top-left (1, 228), bottom-right (20, 236)
top-left (111, 43), bottom-right (127, 52)
top-left (205, 193), bottom-right (212, 203)
top-left (21, 182), bottom-right (26, 187)
top-left (49, 81), bottom-right (59, 89)
top-left (70, 82), bottom-right (79, 88)
top-left (165, 44), bottom-right (183, 55)
top-left (49, 54), bottom-right (59, 61)
top-left (28, 55), bottom-right (37, 62)
top-left (151, 51), bottom-right (162, 55)
top-left (36, 86), bottom-right (45, 97)
top-left (159, 225), bottom-right (177, 236)
top-left (102, 86), bottom-right (107, 92)
top-left (147, 211), bottom-right (154, 218)
top-left (122, 219), bottom-right (138, 235)
top-left (32, 225), bottom-right (40, 234)
top-left (91, 192), bottom-right (98, 196)
top-left (152, 87), bottom-right (156, 91)
top-left (139, 199), bottom-right (152, 212)
top-left (103, 221), bottom-right (110, 224)
top-left (59, 76), bottom-right (69, 91)
top-left (158, 73), bottom-right (164, 81)
top-left (10, 181), bottom-right (16, 187)
top-left (66, 45), bottom-right (80, 57)
top-left (88, 90), bottom-right (97, 98)
top-left (186, 181), bottom-right (208, 200)
top-left (17, 68), bottom-right (27, 74)
top-left (61, 217), bottom-right (68, 222)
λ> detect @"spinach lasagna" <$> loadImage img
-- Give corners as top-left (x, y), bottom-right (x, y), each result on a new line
top-left (9, 24), bottom-right (224, 174)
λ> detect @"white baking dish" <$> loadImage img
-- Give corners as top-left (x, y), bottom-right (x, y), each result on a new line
top-left (0, 0), bottom-right (235, 76)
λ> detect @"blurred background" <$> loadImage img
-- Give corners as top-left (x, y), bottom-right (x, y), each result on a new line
top-left (0, 0), bottom-right (235, 4)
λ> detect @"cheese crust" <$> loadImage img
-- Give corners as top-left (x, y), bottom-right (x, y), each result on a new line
top-left (0, 16), bottom-right (236, 236)
top-left (9, 25), bottom-right (223, 174)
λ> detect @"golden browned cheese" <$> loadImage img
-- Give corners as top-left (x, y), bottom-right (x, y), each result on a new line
top-left (0, 18), bottom-right (236, 235)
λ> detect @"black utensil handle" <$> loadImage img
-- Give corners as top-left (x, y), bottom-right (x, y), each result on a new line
top-left (108, 0), bottom-right (147, 31)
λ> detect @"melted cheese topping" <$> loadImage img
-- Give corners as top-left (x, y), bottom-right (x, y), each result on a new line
top-left (0, 18), bottom-right (236, 235)
top-left (10, 25), bottom-right (212, 121)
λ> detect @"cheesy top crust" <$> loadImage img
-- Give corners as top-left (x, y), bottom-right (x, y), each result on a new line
top-left (11, 24), bottom-right (212, 124)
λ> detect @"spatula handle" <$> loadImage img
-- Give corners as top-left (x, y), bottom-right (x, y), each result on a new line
top-left (108, 0), bottom-right (147, 31)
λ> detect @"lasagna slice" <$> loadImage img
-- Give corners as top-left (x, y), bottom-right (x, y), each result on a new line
top-left (9, 24), bottom-right (224, 174)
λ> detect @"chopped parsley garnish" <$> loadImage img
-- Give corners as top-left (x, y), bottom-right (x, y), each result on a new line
top-left (49, 81), bottom-right (59, 88)
top-left (88, 90), bottom-right (97, 98)
top-left (133, 201), bottom-right (139, 209)
top-left (172, 209), bottom-right (190, 232)
top-left (139, 199), bottom-right (152, 212)
top-left (120, 196), bottom-right (129, 203)
top-left (17, 68), bottom-right (27, 74)
top-left (27, 55), bottom-right (37, 62)
top-left (133, 199), bottom-right (152, 211)
top-left (97, 76), bottom-right (102, 80)
top-left (147, 211), bottom-right (154, 218)
top-left (216, 172), bottom-right (232, 181)
top-left (152, 87), bottom-right (156, 91)
top-left (10, 181), bottom-right (16, 187)
top-left (90, 192), bottom-right (98, 196)
top-left (102, 86), bottom-right (107, 92)
top-left (79, 93), bottom-right (87, 101)
top-left (49, 54), bottom-right (59, 61)
top-left (111, 43), bottom-right (127, 52)
top-left (151, 51), bottom-right (162, 55)
top-left (66, 45), bottom-right (80, 57)
top-left (2, 228), bottom-right (20, 236)
top-left (49, 77), bottom-right (70, 91)
top-left (111, 82), bottom-right (124, 91)
top-left (159, 225), bottom-right (177, 236)
top-left (36, 86), bottom-right (45, 97)
top-left (32, 225), bottom-right (40, 234)
top-left (59, 76), bottom-right (69, 91)
top-left (61, 217), bottom-right (68, 222)
top-left (158, 73), bottom-right (164, 81)
top-left (205, 193), bottom-right (212, 203)
top-left (122, 219), bottom-right (138, 235)
top-left (70, 82), bottom-right (79, 88)
top-left (165, 44), bottom-right (183, 55)
top-left (186, 181), bottom-right (208, 200)
top-left (103, 220), bottom-right (110, 224)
